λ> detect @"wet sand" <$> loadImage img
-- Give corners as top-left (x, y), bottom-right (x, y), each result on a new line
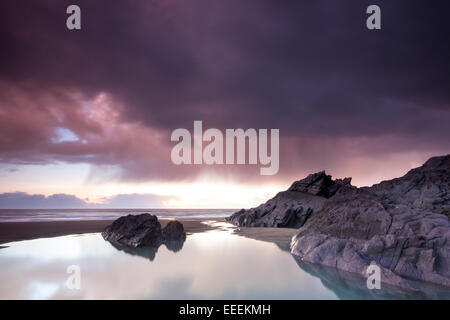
top-left (0, 218), bottom-right (219, 245)
top-left (0, 218), bottom-right (298, 251)
top-left (233, 227), bottom-right (298, 251)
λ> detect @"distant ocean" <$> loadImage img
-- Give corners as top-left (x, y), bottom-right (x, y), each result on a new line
top-left (0, 209), bottom-right (235, 222)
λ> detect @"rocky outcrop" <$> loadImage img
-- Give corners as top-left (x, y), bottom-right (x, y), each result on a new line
top-left (290, 185), bottom-right (450, 288)
top-left (227, 171), bottom-right (350, 228)
top-left (228, 155), bottom-right (450, 288)
top-left (162, 221), bottom-right (187, 242)
top-left (162, 220), bottom-right (187, 252)
top-left (287, 171), bottom-right (351, 198)
top-left (102, 214), bottom-right (186, 250)
top-left (102, 214), bottom-right (164, 248)
top-left (367, 155), bottom-right (450, 216)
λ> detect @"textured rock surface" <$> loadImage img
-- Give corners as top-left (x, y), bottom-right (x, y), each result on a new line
top-left (102, 214), bottom-right (164, 248)
top-left (228, 155), bottom-right (450, 288)
top-left (162, 220), bottom-right (187, 242)
top-left (227, 171), bottom-right (349, 228)
top-left (102, 214), bottom-right (186, 249)
top-left (288, 171), bottom-right (352, 198)
top-left (367, 155), bottom-right (450, 216)
top-left (291, 155), bottom-right (450, 288)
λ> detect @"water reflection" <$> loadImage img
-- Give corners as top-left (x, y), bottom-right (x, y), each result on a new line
top-left (293, 257), bottom-right (450, 300)
top-left (227, 226), bottom-right (450, 300)
top-left (0, 229), bottom-right (447, 300)
top-left (0, 231), bottom-right (337, 299)
top-left (107, 239), bottom-right (185, 261)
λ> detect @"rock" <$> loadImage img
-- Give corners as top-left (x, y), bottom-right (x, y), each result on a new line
top-left (287, 171), bottom-right (351, 198)
top-left (290, 155), bottom-right (450, 288)
top-left (367, 155), bottom-right (450, 216)
top-left (162, 220), bottom-right (186, 241)
top-left (226, 172), bottom-right (349, 228)
top-left (228, 154), bottom-right (450, 289)
top-left (102, 214), bottom-right (186, 251)
top-left (102, 213), bottom-right (164, 248)
top-left (227, 191), bottom-right (326, 228)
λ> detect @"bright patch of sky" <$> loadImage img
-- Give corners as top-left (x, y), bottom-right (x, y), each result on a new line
top-left (0, 162), bottom-right (283, 208)
top-left (52, 127), bottom-right (80, 143)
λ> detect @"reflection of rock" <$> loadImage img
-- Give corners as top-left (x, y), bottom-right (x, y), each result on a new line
top-left (102, 214), bottom-right (187, 259)
top-left (164, 240), bottom-right (185, 252)
top-left (110, 242), bottom-right (159, 261)
top-left (293, 257), bottom-right (450, 300)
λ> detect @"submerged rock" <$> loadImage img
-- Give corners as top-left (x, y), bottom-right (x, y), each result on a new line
top-left (102, 214), bottom-right (186, 250)
top-left (228, 154), bottom-right (450, 288)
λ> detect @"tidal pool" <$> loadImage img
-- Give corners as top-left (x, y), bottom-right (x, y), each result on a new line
top-left (0, 226), bottom-right (447, 299)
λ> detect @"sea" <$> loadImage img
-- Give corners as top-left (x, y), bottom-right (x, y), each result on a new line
top-left (0, 209), bottom-right (235, 222)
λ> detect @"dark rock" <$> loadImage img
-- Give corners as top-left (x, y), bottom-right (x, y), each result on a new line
top-left (227, 191), bottom-right (325, 228)
top-left (228, 154), bottom-right (450, 289)
top-left (102, 213), bottom-right (164, 248)
top-left (290, 155), bottom-right (450, 288)
top-left (287, 171), bottom-right (351, 198)
top-left (102, 214), bottom-right (187, 254)
top-left (367, 155), bottom-right (450, 216)
top-left (162, 220), bottom-right (186, 242)
top-left (226, 172), bottom-right (348, 228)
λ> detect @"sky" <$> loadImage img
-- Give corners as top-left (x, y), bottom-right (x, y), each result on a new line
top-left (0, 0), bottom-right (449, 208)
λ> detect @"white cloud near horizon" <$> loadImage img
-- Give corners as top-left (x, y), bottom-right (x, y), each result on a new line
top-left (0, 192), bottom-right (180, 209)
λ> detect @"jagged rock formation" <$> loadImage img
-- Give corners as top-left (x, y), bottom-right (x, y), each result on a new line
top-left (227, 171), bottom-right (350, 228)
top-left (367, 155), bottom-right (449, 216)
top-left (228, 155), bottom-right (450, 288)
top-left (102, 214), bottom-right (186, 249)
top-left (288, 171), bottom-right (351, 198)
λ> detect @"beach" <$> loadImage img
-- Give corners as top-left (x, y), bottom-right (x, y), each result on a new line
top-left (0, 218), bottom-right (298, 251)
top-left (1, 217), bottom-right (447, 299)
top-left (0, 218), bottom-right (226, 245)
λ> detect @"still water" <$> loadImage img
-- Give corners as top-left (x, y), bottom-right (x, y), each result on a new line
top-left (0, 224), bottom-right (447, 299)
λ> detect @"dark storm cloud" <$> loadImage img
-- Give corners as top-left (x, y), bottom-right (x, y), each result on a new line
top-left (0, 0), bottom-right (449, 184)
